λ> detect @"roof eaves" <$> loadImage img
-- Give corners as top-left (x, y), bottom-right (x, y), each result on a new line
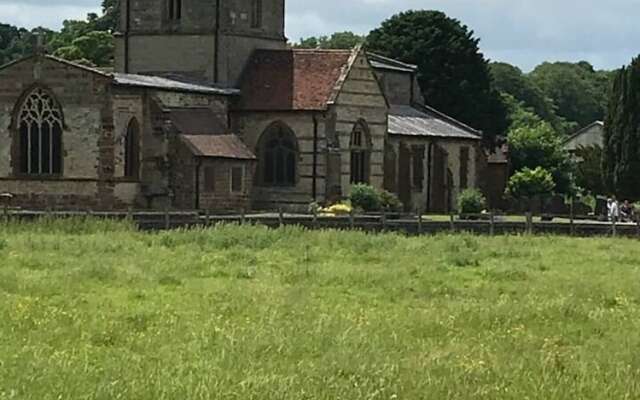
top-left (366, 52), bottom-right (418, 71)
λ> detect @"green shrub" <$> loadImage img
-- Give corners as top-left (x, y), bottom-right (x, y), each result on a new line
top-left (350, 184), bottom-right (382, 212)
top-left (457, 188), bottom-right (487, 214)
top-left (379, 190), bottom-right (403, 213)
top-left (507, 167), bottom-right (556, 200)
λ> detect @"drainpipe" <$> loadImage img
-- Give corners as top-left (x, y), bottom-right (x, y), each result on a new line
top-left (195, 159), bottom-right (202, 210)
top-left (312, 113), bottom-right (319, 201)
top-left (214, 0), bottom-right (221, 83)
top-left (426, 141), bottom-right (434, 213)
top-left (124, 0), bottom-right (131, 73)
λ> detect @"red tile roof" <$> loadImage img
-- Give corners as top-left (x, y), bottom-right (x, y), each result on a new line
top-left (180, 135), bottom-right (256, 160)
top-left (238, 49), bottom-right (353, 111)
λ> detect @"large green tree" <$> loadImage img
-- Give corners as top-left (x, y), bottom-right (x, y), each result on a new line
top-left (367, 10), bottom-right (508, 145)
top-left (603, 57), bottom-right (640, 199)
top-left (0, 0), bottom-right (118, 67)
top-left (505, 95), bottom-right (574, 194)
top-left (530, 62), bottom-right (614, 129)
top-left (490, 62), bottom-right (570, 134)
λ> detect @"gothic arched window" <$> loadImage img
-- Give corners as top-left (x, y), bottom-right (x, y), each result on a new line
top-left (350, 120), bottom-right (371, 184)
top-left (259, 122), bottom-right (298, 187)
top-left (17, 87), bottom-right (63, 176)
top-left (124, 118), bottom-right (140, 179)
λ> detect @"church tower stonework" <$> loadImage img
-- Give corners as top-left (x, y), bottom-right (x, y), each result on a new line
top-left (115, 0), bottom-right (286, 86)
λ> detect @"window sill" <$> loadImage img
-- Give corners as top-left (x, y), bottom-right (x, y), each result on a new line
top-left (11, 174), bottom-right (64, 181)
top-left (116, 177), bottom-right (141, 184)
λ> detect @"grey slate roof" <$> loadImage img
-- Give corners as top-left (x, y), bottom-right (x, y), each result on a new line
top-left (113, 73), bottom-right (239, 96)
top-left (388, 105), bottom-right (481, 140)
top-left (26, 55), bottom-right (240, 96)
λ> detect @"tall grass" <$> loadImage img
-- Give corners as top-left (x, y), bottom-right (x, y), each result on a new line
top-left (1, 220), bottom-right (640, 399)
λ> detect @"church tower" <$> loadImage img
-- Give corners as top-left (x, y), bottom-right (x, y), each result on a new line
top-left (115, 0), bottom-right (287, 86)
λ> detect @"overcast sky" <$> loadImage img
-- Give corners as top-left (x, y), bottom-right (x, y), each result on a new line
top-left (1, 0), bottom-right (638, 71)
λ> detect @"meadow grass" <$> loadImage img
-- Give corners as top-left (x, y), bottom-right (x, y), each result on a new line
top-left (1, 219), bottom-right (640, 399)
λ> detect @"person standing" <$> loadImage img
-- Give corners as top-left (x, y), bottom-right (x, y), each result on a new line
top-left (608, 197), bottom-right (620, 222)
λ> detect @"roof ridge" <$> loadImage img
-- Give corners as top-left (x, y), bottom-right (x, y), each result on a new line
top-left (564, 120), bottom-right (605, 144)
top-left (45, 55), bottom-right (112, 77)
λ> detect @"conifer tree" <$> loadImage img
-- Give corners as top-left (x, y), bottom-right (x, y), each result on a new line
top-left (604, 57), bottom-right (640, 199)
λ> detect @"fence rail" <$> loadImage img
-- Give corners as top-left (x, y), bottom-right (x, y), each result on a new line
top-left (1, 207), bottom-right (639, 238)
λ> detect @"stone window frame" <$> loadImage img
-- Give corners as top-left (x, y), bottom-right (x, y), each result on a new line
top-left (167, 0), bottom-right (182, 21)
top-left (251, 0), bottom-right (263, 28)
top-left (11, 85), bottom-right (66, 179)
top-left (123, 117), bottom-right (141, 181)
top-left (350, 119), bottom-right (372, 185)
top-left (257, 121), bottom-right (299, 188)
top-left (230, 165), bottom-right (245, 194)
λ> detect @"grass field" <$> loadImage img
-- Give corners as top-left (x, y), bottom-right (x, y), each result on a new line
top-left (2, 219), bottom-right (640, 399)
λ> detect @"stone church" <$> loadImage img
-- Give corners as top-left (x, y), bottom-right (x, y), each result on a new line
top-left (0, 0), bottom-right (484, 213)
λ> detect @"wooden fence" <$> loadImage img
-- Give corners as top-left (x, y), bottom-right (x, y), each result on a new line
top-left (2, 207), bottom-right (640, 238)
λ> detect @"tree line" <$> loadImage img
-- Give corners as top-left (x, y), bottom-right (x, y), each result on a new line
top-left (0, 0), bottom-right (117, 68)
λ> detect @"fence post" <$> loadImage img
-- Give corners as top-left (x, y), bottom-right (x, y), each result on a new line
top-left (569, 201), bottom-right (575, 237)
top-left (489, 212), bottom-right (495, 236)
top-left (2, 204), bottom-right (8, 224)
top-left (205, 208), bottom-right (210, 227)
top-left (418, 213), bottom-right (423, 235)
top-left (278, 207), bottom-right (284, 227)
top-left (381, 211), bottom-right (387, 232)
top-left (349, 209), bottom-right (355, 230)
top-left (240, 208), bottom-right (246, 226)
top-left (449, 214), bottom-right (455, 233)
top-left (612, 218), bottom-right (617, 238)
top-left (525, 212), bottom-right (533, 235)
top-left (313, 208), bottom-right (318, 229)
top-left (164, 207), bottom-right (170, 230)
top-left (127, 207), bottom-right (133, 222)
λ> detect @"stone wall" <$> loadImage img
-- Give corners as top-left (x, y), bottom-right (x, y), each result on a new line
top-left (143, 91), bottom-right (232, 209)
top-left (0, 56), bottom-right (130, 210)
top-left (170, 138), bottom-right (254, 211)
top-left (386, 136), bottom-right (482, 213)
top-left (565, 123), bottom-right (604, 152)
top-left (232, 111), bottom-right (327, 211)
top-left (120, 35), bottom-right (217, 83)
top-left (332, 50), bottom-right (389, 196)
top-left (373, 69), bottom-right (424, 106)
top-left (116, 0), bottom-right (286, 85)
top-left (436, 139), bottom-right (481, 212)
top-left (198, 158), bottom-right (255, 212)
